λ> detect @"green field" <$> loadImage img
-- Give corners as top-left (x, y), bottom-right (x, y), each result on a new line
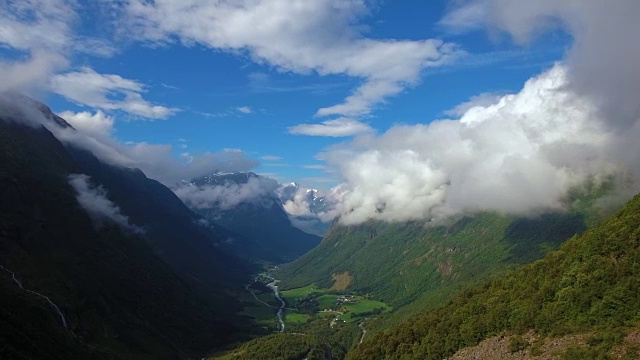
top-left (318, 311), bottom-right (341, 318)
top-left (283, 312), bottom-right (310, 324)
top-left (240, 305), bottom-right (276, 324)
top-left (338, 299), bottom-right (392, 322)
top-left (316, 294), bottom-right (338, 309)
top-left (344, 299), bottom-right (390, 314)
top-left (280, 284), bottom-right (319, 303)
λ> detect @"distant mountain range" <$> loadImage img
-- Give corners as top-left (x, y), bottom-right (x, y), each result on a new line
top-left (176, 172), bottom-right (322, 263)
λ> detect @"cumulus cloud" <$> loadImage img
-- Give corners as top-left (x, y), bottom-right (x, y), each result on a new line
top-left (442, 0), bottom-right (640, 128)
top-left (68, 173), bottom-right (142, 233)
top-left (321, 65), bottom-right (631, 224)
top-left (58, 110), bottom-right (114, 137)
top-left (0, 1), bottom-right (119, 94)
top-left (0, 0), bottom-right (74, 92)
top-left (50, 67), bottom-right (176, 119)
top-left (444, 92), bottom-right (505, 117)
top-left (289, 117), bottom-right (372, 137)
top-left (121, 0), bottom-right (460, 120)
top-left (305, 0), bottom-right (640, 225)
top-left (174, 176), bottom-right (279, 210)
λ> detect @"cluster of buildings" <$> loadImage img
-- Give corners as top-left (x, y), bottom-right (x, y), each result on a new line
top-left (336, 295), bottom-right (357, 305)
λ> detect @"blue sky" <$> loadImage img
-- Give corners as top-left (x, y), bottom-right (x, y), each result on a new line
top-left (3, 0), bottom-right (570, 189)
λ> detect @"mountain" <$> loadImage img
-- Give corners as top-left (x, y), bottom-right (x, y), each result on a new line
top-left (347, 191), bottom-right (640, 359)
top-left (178, 173), bottom-right (322, 263)
top-left (277, 211), bottom-right (591, 313)
top-left (0, 99), bottom-right (253, 358)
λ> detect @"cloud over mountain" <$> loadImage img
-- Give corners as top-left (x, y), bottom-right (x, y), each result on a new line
top-left (174, 175), bottom-right (279, 210)
top-left (68, 173), bottom-right (142, 232)
top-left (321, 0), bottom-right (640, 224)
top-left (51, 67), bottom-right (176, 119)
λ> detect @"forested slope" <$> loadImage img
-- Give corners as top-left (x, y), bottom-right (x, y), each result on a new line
top-left (347, 192), bottom-right (640, 359)
top-left (277, 211), bottom-right (592, 311)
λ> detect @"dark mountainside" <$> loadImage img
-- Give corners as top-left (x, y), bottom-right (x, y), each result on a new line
top-left (0, 103), bottom-right (254, 359)
top-left (186, 172), bottom-right (321, 263)
top-left (347, 192), bottom-right (640, 359)
top-left (67, 148), bottom-right (253, 288)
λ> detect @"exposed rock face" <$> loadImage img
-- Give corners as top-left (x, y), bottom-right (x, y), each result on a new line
top-left (448, 330), bottom-right (640, 360)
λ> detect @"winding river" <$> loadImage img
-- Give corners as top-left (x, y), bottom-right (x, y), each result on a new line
top-left (265, 277), bottom-right (286, 332)
top-left (247, 275), bottom-right (286, 332)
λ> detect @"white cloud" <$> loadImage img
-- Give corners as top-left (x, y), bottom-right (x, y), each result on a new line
top-left (0, 0), bottom-right (74, 92)
top-left (322, 65), bottom-right (629, 224)
top-left (260, 155), bottom-right (282, 161)
top-left (0, 50), bottom-right (68, 93)
top-left (0, 1), bottom-right (118, 93)
top-left (236, 106), bottom-right (252, 114)
top-left (304, 0), bottom-right (640, 225)
top-left (68, 173), bottom-right (142, 233)
top-left (122, 0), bottom-right (461, 119)
top-left (50, 67), bottom-right (177, 119)
top-left (278, 183), bottom-right (340, 222)
top-left (58, 110), bottom-right (114, 138)
top-left (174, 176), bottom-right (278, 210)
top-left (289, 117), bottom-right (372, 137)
top-left (438, 0), bottom-right (488, 34)
top-left (442, 0), bottom-right (640, 127)
top-left (1, 105), bottom-right (260, 185)
top-left (444, 92), bottom-right (505, 117)
top-left (0, 0), bottom-right (73, 52)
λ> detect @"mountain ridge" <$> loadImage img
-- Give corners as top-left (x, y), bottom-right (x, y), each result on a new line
top-left (346, 191), bottom-right (640, 359)
top-left (0, 100), bottom-right (255, 358)
top-left (178, 172), bottom-right (322, 263)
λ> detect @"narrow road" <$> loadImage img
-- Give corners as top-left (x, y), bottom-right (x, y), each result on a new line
top-left (245, 283), bottom-right (278, 309)
top-left (246, 275), bottom-right (287, 332)
top-left (0, 264), bottom-right (70, 331)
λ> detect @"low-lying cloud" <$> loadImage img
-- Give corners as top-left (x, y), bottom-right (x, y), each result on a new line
top-left (0, 95), bottom-right (259, 186)
top-left (52, 119), bottom-right (259, 185)
top-left (174, 176), bottom-right (279, 210)
top-left (68, 173), bottom-right (142, 233)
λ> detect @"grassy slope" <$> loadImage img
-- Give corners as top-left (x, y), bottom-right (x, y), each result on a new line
top-left (347, 192), bottom-right (640, 359)
top-left (277, 211), bottom-right (589, 313)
